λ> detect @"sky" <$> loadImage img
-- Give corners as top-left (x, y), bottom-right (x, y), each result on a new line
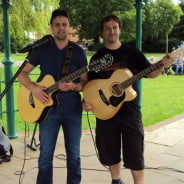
top-left (172, 0), bottom-right (180, 4)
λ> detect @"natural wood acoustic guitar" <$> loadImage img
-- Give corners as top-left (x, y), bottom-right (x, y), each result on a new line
top-left (17, 54), bottom-right (113, 123)
top-left (83, 47), bottom-right (184, 120)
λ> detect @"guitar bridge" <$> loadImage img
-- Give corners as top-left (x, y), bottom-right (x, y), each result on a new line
top-left (98, 90), bottom-right (110, 105)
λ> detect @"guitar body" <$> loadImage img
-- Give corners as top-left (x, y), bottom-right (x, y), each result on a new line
top-left (83, 69), bottom-right (137, 120)
top-left (17, 54), bottom-right (114, 123)
top-left (17, 75), bottom-right (57, 123)
top-left (83, 47), bottom-right (184, 120)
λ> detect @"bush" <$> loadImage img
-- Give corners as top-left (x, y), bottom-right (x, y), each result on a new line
top-left (87, 41), bottom-right (103, 51)
top-left (142, 38), bottom-right (180, 53)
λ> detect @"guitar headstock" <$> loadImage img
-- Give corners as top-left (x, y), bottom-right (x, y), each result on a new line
top-left (89, 54), bottom-right (113, 72)
top-left (170, 47), bottom-right (184, 61)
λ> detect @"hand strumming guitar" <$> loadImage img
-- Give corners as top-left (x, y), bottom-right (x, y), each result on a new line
top-left (31, 85), bottom-right (50, 105)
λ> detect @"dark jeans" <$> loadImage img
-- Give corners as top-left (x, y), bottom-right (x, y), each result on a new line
top-left (36, 111), bottom-right (82, 184)
top-left (175, 65), bottom-right (183, 75)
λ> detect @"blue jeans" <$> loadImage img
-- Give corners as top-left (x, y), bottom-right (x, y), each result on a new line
top-left (36, 111), bottom-right (82, 184)
top-left (175, 65), bottom-right (183, 75)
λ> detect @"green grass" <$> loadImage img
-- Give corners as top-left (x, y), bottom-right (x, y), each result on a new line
top-left (0, 51), bottom-right (94, 63)
top-left (1, 52), bottom-right (184, 132)
top-left (0, 53), bottom-right (27, 62)
top-left (0, 52), bottom-right (164, 62)
top-left (144, 53), bottom-right (165, 57)
top-left (142, 75), bottom-right (184, 127)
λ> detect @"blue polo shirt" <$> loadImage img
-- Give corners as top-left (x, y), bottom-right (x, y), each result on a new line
top-left (28, 40), bottom-right (88, 114)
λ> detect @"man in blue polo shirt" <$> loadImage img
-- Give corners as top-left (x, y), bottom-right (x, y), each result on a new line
top-left (18, 9), bottom-right (88, 184)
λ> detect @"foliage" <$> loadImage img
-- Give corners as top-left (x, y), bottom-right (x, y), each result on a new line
top-left (153, 0), bottom-right (182, 35)
top-left (142, 37), bottom-right (180, 53)
top-left (143, 0), bottom-right (183, 40)
top-left (115, 10), bottom-right (137, 42)
top-left (142, 0), bottom-right (183, 52)
top-left (59, 0), bottom-right (183, 52)
top-left (0, 0), bottom-right (60, 53)
top-left (60, 0), bottom-right (135, 42)
top-left (170, 0), bottom-right (184, 44)
top-left (87, 42), bottom-right (103, 52)
top-left (0, 0), bottom-right (183, 53)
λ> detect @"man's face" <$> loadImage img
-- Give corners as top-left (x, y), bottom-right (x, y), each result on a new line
top-left (102, 19), bottom-right (121, 43)
top-left (51, 16), bottom-right (70, 41)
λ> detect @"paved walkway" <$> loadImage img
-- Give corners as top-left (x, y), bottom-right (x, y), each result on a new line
top-left (0, 114), bottom-right (184, 184)
top-left (0, 61), bottom-right (24, 68)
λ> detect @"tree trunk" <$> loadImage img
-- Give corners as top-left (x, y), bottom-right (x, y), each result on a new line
top-left (94, 36), bottom-right (100, 43)
top-left (166, 32), bottom-right (168, 53)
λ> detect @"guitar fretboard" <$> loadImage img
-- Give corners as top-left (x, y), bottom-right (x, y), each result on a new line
top-left (121, 46), bottom-right (184, 90)
top-left (120, 61), bottom-right (163, 89)
top-left (44, 66), bottom-right (89, 94)
top-left (43, 53), bottom-right (113, 94)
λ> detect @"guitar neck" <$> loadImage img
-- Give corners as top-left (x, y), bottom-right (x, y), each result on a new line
top-left (43, 53), bottom-right (114, 94)
top-left (121, 61), bottom-right (163, 89)
top-left (45, 66), bottom-right (89, 94)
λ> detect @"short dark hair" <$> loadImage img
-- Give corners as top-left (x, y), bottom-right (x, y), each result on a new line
top-left (100, 15), bottom-right (123, 32)
top-left (50, 9), bottom-right (70, 24)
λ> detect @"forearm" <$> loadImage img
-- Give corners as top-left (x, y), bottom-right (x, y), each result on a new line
top-left (18, 71), bottom-right (37, 91)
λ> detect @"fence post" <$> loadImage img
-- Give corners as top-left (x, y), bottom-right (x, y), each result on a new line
top-left (0, 79), bottom-right (2, 119)
top-left (134, 0), bottom-right (145, 107)
top-left (0, 0), bottom-right (18, 138)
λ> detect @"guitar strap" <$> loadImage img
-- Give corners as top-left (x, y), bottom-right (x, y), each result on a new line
top-left (61, 41), bottom-right (74, 78)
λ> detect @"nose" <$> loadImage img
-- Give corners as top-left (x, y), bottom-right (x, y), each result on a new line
top-left (109, 28), bottom-right (114, 33)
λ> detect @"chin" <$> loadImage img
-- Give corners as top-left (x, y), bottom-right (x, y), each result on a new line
top-left (56, 36), bottom-right (67, 41)
top-left (108, 40), bottom-right (117, 44)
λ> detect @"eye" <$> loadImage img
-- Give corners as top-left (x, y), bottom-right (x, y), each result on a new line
top-left (104, 27), bottom-right (111, 31)
top-left (113, 26), bottom-right (118, 30)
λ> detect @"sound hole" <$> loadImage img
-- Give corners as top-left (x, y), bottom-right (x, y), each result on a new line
top-left (111, 83), bottom-right (123, 97)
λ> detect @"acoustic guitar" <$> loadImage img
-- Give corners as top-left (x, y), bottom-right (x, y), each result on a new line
top-left (17, 54), bottom-right (113, 123)
top-left (83, 47), bottom-right (184, 120)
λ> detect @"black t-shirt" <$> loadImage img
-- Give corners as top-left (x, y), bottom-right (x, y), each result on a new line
top-left (88, 44), bottom-right (151, 118)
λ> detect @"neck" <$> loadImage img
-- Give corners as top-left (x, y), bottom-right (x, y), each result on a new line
top-left (55, 38), bottom-right (69, 50)
top-left (105, 41), bottom-right (121, 50)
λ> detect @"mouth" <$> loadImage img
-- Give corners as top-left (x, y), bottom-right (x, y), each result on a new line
top-left (58, 31), bottom-right (65, 35)
top-left (109, 35), bottom-right (116, 39)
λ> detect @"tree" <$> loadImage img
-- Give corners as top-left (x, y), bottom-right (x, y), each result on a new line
top-left (170, 0), bottom-right (184, 45)
top-left (5, 0), bottom-right (60, 52)
top-left (143, 0), bottom-right (182, 53)
top-left (115, 10), bottom-right (136, 43)
top-left (59, 0), bottom-right (135, 44)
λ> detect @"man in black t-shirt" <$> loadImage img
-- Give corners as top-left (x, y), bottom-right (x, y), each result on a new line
top-left (83, 15), bottom-right (173, 184)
